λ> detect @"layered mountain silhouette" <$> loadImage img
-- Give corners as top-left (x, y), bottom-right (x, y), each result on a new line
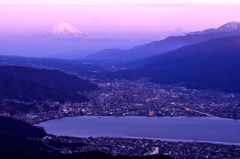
top-left (115, 36), bottom-right (240, 92)
top-left (0, 66), bottom-right (98, 102)
top-left (189, 21), bottom-right (240, 35)
top-left (86, 22), bottom-right (240, 61)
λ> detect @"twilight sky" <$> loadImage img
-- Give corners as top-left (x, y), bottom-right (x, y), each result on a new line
top-left (1, 0), bottom-right (240, 56)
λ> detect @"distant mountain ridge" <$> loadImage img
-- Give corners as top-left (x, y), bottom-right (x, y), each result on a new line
top-left (189, 21), bottom-right (240, 35)
top-left (115, 36), bottom-right (240, 93)
top-left (86, 21), bottom-right (240, 61)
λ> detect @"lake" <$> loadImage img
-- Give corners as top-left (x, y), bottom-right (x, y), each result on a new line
top-left (36, 116), bottom-right (240, 144)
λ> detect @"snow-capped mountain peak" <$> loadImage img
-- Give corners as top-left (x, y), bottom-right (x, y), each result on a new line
top-left (48, 23), bottom-right (86, 37)
top-left (217, 21), bottom-right (240, 32)
top-left (188, 21), bottom-right (240, 35)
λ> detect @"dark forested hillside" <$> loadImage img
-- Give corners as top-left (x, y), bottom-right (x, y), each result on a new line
top-left (0, 66), bottom-right (98, 92)
top-left (0, 116), bottom-right (53, 158)
top-left (0, 76), bottom-right (89, 103)
top-left (115, 36), bottom-right (240, 92)
top-left (0, 66), bottom-right (97, 103)
top-left (0, 116), bottom-right (46, 138)
top-left (0, 56), bottom-right (111, 79)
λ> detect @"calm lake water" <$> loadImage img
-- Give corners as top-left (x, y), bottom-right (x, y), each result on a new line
top-left (36, 116), bottom-right (240, 144)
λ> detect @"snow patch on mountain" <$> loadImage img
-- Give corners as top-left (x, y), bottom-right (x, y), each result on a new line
top-left (46, 23), bottom-right (86, 37)
top-left (218, 21), bottom-right (240, 32)
top-left (189, 21), bottom-right (240, 35)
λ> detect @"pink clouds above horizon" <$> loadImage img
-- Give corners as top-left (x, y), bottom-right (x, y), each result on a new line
top-left (1, 0), bottom-right (240, 57)
top-left (0, 0), bottom-right (240, 40)
top-left (2, 0), bottom-right (240, 5)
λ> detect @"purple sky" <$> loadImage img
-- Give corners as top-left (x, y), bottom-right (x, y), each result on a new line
top-left (1, 0), bottom-right (240, 56)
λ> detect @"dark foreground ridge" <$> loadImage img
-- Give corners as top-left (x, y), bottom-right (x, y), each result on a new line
top-left (0, 116), bottom-right (55, 158)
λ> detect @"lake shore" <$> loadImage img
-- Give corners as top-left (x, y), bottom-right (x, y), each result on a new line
top-left (36, 116), bottom-right (240, 145)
